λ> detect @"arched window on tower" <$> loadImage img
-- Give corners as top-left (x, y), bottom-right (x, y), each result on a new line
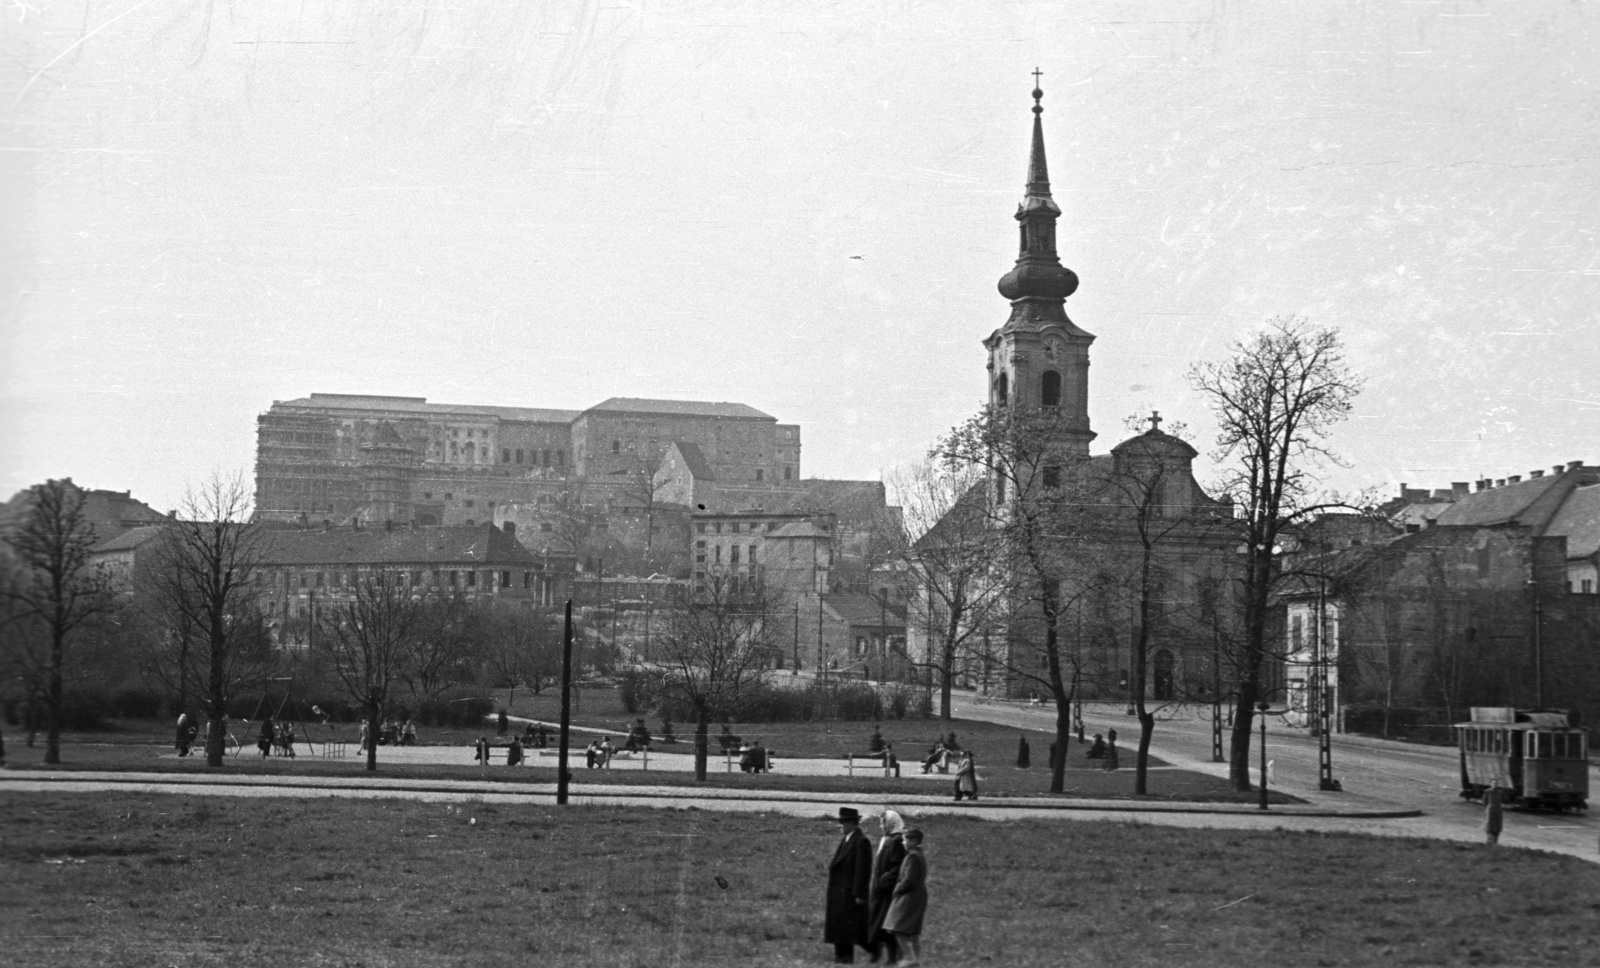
top-left (1042, 369), bottom-right (1062, 408)
top-left (996, 372), bottom-right (1009, 407)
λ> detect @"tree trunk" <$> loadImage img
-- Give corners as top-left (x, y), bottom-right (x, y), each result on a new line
top-left (939, 636), bottom-right (955, 720)
top-left (693, 698), bottom-right (709, 781)
top-left (1134, 708), bottom-right (1155, 795)
top-left (367, 703), bottom-right (380, 772)
top-left (1229, 685), bottom-right (1259, 790)
top-left (1051, 700), bottom-right (1071, 794)
top-left (207, 632), bottom-right (227, 768)
top-left (44, 624), bottom-right (63, 765)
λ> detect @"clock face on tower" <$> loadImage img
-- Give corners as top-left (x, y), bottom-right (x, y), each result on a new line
top-left (1044, 337), bottom-right (1061, 362)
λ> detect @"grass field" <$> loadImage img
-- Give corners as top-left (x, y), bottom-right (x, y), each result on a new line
top-left (2, 791), bottom-right (1595, 967)
top-left (1, 694), bottom-right (1292, 804)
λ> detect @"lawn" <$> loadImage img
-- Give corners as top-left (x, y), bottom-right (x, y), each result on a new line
top-left (2, 791), bottom-right (1594, 967)
top-left (2, 695), bottom-right (1292, 804)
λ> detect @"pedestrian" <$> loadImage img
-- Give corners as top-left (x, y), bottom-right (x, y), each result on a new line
top-left (824, 806), bottom-right (873, 964)
top-left (175, 713), bottom-right (192, 757)
top-left (868, 809), bottom-right (908, 965)
top-left (883, 743), bottom-right (900, 778)
top-left (507, 735), bottom-right (524, 767)
top-left (279, 720), bottom-right (296, 758)
top-left (474, 735), bottom-right (490, 767)
top-left (1103, 731), bottom-right (1119, 772)
top-left (953, 753), bottom-right (979, 801)
top-left (359, 720), bottom-right (370, 753)
top-left (402, 720), bottom-right (417, 746)
top-left (257, 717), bottom-right (275, 758)
top-left (585, 739), bottom-right (602, 769)
top-left (882, 827), bottom-right (928, 967)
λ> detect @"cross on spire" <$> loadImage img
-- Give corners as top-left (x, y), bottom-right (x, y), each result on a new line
top-left (1032, 67), bottom-right (1044, 89)
top-left (1031, 68), bottom-right (1044, 114)
top-left (1148, 411), bottom-right (1163, 433)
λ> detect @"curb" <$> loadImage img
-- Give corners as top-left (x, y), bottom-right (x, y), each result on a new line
top-left (0, 770), bottom-right (1423, 819)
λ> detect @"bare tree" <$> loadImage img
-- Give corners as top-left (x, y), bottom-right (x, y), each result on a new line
top-left (480, 602), bottom-right (562, 695)
top-left (654, 571), bottom-right (776, 780)
top-left (319, 571), bottom-right (421, 772)
top-left (890, 457), bottom-right (1009, 720)
top-left (142, 472), bottom-right (274, 767)
top-left (1093, 421), bottom-right (1230, 794)
top-left (1, 480), bottom-right (115, 763)
top-left (403, 591), bottom-right (483, 704)
top-left (935, 406), bottom-right (1100, 794)
top-left (1189, 317), bottom-right (1362, 790)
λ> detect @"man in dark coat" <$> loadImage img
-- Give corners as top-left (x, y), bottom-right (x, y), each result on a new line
top-left (825, 806), bottom-right (873, 963)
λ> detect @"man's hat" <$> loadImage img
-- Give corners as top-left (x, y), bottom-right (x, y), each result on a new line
top-left (836, 807), bottom-right (861, 823)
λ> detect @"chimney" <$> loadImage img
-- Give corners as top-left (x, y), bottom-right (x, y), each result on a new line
top-left (1495, 479), bottom-right (1506, 488)
top-left (1555, 466), bottom-right (1566, 475)
top-left (1531, 470), bottom-right (1544, 479)
top-left (1451, 482), bottom-right (1469, 499)
top-left (1570, 460), bottom-right (1585, 471)
top-left (1508, 475), bottom-right (1521, 484)
top-left (1476, 480), bottom-right (1489, 492)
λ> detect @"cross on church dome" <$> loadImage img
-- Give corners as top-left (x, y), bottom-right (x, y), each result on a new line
top-left (1148, 411), bottom-right (1163, 433)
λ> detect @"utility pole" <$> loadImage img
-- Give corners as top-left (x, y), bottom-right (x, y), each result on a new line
top-left (557, 600), bottom-right (573, 805)
top-left (1315, 555), bottom-right (1336, 791)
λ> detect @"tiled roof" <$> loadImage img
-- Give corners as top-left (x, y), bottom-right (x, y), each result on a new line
top-left (91, 525), bottom-right (165, 553)
top-left (823, 593), bottom-right (907, 628)
top-left (1546, 484), bottom-right (1600, 560)
top-left (256, 525), bottom-right (539, 567)
top-left (671, 442), bottom-right (716, 481)
top-left (585, 397), bottom-right (774, 421)
top-left (1435, 475), bottom-right (1566, 528)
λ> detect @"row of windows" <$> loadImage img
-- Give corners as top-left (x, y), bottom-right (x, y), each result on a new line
top-left (274, 569), bottom-right (531, 591)
top-left (694, 541), bottom-right (760, 565)
top-left (1461, 727), bottom-right (1587, 759)
top-left (502, 448), bottom-right (566, 467)
top-left (696, 521), bottom-right (786, 535)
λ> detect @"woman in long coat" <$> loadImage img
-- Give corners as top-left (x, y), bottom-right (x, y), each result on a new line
top-left (868, 810), bottom-right (908, 963)
top-left (953, 753), bottom-right (979, 801)
top-left (882, 827), bottom-right (928, 966)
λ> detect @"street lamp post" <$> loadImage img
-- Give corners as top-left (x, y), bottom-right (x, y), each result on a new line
top-left (1315, 564), bottom-right (1337, 792)
top-left (1256, 700), bottom-right (1286, 810)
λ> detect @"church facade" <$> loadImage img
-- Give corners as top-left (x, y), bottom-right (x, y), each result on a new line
top-left (913, 83), bottom-right (1239, 706)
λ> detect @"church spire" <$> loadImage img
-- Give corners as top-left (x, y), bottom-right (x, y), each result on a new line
top-left (997, 74), bottom-right (1079, 312)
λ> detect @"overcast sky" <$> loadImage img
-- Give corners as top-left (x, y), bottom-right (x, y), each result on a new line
top-left (3, 0), bottom-right (1597, 512)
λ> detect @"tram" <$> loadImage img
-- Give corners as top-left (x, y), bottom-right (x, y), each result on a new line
top-left (1454, 707), bottom-right (1588, 811)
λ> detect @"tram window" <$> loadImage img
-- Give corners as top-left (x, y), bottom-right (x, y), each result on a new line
top-left (1537, 733), bottom-right (1551, 758)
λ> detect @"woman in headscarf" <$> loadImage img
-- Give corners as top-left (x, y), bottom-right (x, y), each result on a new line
top-left (882, 827), bottom-right (928, 967)
top-left (953, 752), bottom-right (979, 801)
top-left (867, 809), bottom-right (908, 964)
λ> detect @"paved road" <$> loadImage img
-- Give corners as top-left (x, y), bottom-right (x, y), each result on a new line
top-left (954, 696), bottom-right (1600, 862)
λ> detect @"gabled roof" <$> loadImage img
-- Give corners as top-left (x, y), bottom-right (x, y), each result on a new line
top-left (584, 398), bottom-right (774, 421)
top-left (257, 525), bottom-right (539, 567)
top-left (669, 441), bottom-right (716, 481)
top-left (911, 481), bottom-right (989, 554)
top-left (1546, 484), bottom-right (1600, 560)
top-left (822, 593), bottom-right (907, 629)
top-left (1435, 474), bottom-right (1568, 529)
top-left (91, 525), bottom-right (165, 553)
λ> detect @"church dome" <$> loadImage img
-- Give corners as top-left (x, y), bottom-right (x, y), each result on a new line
top-left (1111, 426), bottom-right (1198, 461)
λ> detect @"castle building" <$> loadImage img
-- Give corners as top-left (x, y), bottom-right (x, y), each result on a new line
top-left (254, 394), bottom-right (803, 527)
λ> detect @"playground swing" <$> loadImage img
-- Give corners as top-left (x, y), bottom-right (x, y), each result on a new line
top-left (241, 678), bottom-right (327, 759)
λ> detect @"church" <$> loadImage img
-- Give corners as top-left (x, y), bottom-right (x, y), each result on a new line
top-left (911, 81), bottom-right (1238, 707)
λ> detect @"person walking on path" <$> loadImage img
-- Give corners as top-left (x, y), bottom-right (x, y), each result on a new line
top-left (867, 809), bottom-right (908, 964)
top-left (506, 736), bottom-right (524, 767)
top-left (1103, 730), bottom-right (1119, 772)
top-left (953, 753), bottom-right (979, 801)
top-left (175, 713), bottom-right (193, 757)
top-left (825, 806), bottom-right (873, 964)
top-left (474, 735), bottom-right (490, 768)
top-left (882, 828), bottom-right (928, 967)
top-left (257, 718), bottom-right (275, 758)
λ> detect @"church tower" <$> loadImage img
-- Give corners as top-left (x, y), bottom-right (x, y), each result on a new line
top-left (983, 78), bottom-right (1095, 456)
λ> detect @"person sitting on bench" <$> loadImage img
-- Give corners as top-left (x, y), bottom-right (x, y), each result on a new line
top-left (625, 718), bottom-right (652, 751)
top-left (920, 742), bottom-right (948, 774)
top-left (1086, 734), bottom-right (1107, 759)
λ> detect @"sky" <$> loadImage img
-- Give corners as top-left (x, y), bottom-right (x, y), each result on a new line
top-left (3, 0), bottom-right (1598, 512)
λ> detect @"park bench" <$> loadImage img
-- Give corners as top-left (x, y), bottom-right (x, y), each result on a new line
top-left (724, 748), bottom-right (776, 773)
top-left (845, 752), bottom-right (900, 778)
